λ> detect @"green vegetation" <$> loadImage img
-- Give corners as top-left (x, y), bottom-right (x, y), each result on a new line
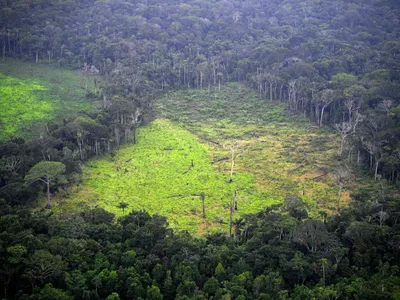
top-left (1, 0), bottom-right (400, 298)
top-left (64, 118), bottom-right (273, 234)
top-left (0, 59), bottom-right (93, 139)
top-left (157, 83), bottom-right (345, 209)
top-left (63, 84), bottom-right (345, 234)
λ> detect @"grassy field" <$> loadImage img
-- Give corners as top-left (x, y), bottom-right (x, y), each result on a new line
top-left (59, 83), bottom-right (350, 235)
top-left (60, 119), bottom-right (276, 234)
top-left (157, 83), bottom-right (350, 212)
top-left (0, 59), bottom-right (94, 139)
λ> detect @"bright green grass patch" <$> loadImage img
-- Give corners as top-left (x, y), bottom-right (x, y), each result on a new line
top-left (0, 59), bottom-right (94, 139)
top-left (62, 119), bottom-right (278, 234)
top-left (56, 83), bottom-right (352, 235)
top-left (0, 74), bottom-right (53, 137)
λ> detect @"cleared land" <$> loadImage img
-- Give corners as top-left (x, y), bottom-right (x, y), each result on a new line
top-left (0, 59), bottom-right (94, 139)
top-left (60, 83), bottom-right (348, 235)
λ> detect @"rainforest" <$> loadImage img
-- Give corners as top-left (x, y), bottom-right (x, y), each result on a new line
top-left (0, 0), bottom-right (400, 299)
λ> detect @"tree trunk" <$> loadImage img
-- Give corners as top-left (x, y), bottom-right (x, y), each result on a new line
top-left (85, 75), bottom-right (89, 95)
top-left (269, 82), bottom-right (273, 101)
top-left (103, 94), bottom-right (107, 108)
top-left (340, 135), bottom-right (346, 156)
top-left (320, 106), bottom-right (325, 127)
top-left (183, 66), bottom-right (186, 86)
top-left (234, 189), bottom-right (238, 210)
top-left (213, 63), bottom-right (216, 85)
top-left (46, 180), bottom-right (51, 208)
top-left (95, 140), bottom-right (99, 156)
top-left (201, 193), bottom-right (206, 219)
top-left (229, 203), bottom-right (233, 237)
top-left (7, 31), bottom-right (10, 53)
top-left (78, 139), bottom-right (83, 160)
top-left (229, 149), bottom-right (235, 183)
top-left (375, 158), bottom-right (379, 180)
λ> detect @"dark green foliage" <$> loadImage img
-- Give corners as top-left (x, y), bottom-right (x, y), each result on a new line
top-left (1, 195), bottom-right (399, 299)
top-left (0, 0), bottom-right (400, 298)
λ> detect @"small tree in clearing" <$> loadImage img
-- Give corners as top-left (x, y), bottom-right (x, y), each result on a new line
top-left (25, 161), bottom-right (66, 208)
top-left (119, 202), bottom-right (129, 214)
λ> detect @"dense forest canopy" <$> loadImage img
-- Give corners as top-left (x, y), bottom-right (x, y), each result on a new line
top-left (1, 0), bottom-right (400, 182)
top-left (1, 0), bottom-right (400, 299)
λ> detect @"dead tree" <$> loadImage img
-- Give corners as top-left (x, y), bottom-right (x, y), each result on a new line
top-left (229, 200), bottom-right (233, 237)
top-left (80, 63), bottom-right (99, 95)
top-left (318, 89), bottom-right (334, 127)
top-left (200, 193), bottom-right (206, 219)
top-left (224, 141), bottom-right (242, 183)
top-left (233, 188), bottom-right (238, 210)
top-left (335, 112), bottom-right (364, 157)
top-left (333, 166), bottom-right (350, 210)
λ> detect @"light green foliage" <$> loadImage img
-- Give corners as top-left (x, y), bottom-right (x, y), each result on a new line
top-left (38, 284), bottom-right (73, 300)
top-left (7, 245), bottom-right (27, 263)
top-left (146, 285), bottom-right (163, 300)
top-left (106, 292), bottom-right (121, 300)
top-left (25, 161), bottom-right (66, 185)
top-left (0, 59), bottom-right (93, 139)
top-left (25, 161), bottom-right (66, 207)
top-left (65, 84), bottom-right (343, 234)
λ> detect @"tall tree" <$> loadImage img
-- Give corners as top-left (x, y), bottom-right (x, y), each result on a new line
top-left (24, 161), bottom-right (66, 208)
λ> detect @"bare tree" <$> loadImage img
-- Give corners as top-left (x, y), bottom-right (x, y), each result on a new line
top-left (333, 166), bottom-right (350, 210)
top-left (80, 63), bottom-right (99, 95)
top-left (252, 70), bottom-right (264, 98)
top-left (200, 193), bottom-right (206, 219)
top-left (224, 141), bottom-right (242, 183)
top-left (233, 188), bottom-right (238, 210)
top-left (229, 200), bottom-right (233, 237)
top-left (318, 89), bottom-right (334, 127)
top-left (264, 73), bottom-right (278, 102)
top-left (294, 220), bottom-right (328, 253)
top-left (362, 136), bottom-right (384, 180)
top-left (335, 112), bottom-right (364, 156)
top-left (1, 155), bottom-right (22, 173)
top-left (344, 98), bottom-right (358, 120)
top-left (288, 79), bottom-right (297, 110)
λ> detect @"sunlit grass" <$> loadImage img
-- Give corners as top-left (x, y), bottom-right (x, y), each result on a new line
top-left (61, 119), bottom-right (277, 234)
top-left (157, 83), bottom-right (346, 214)
top-left (0, 59), bottom-right (94, 139)
top-left (57, 83), bottom-right (349, 235)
